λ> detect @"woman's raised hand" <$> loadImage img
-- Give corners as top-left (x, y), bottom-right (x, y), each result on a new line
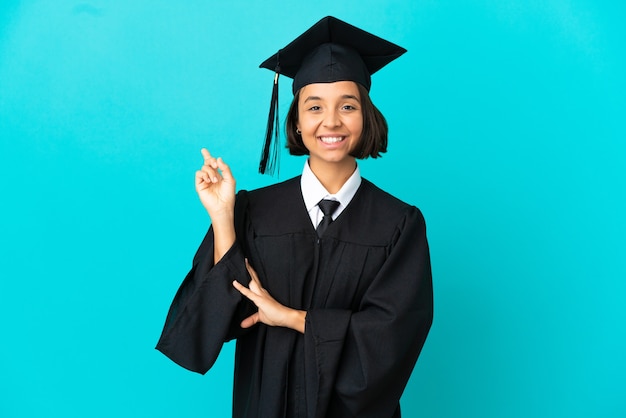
top-left (195, 148), bottom-right (236, 220)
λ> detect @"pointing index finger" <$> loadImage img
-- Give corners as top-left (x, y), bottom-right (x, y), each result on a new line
top-left (200, 148), bottom-right (217, 167)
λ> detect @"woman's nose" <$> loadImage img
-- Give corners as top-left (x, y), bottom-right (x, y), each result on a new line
top-left (322, 110), bottom-right (341, 127)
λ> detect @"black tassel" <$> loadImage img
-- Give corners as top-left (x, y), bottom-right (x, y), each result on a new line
top-left (259, 71), bottom-right (280, 175)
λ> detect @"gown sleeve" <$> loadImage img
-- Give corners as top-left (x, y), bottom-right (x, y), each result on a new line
top-left (155, 191), bottom-right (254, 374)
top-left (304, 206), bottom-right (433, 418)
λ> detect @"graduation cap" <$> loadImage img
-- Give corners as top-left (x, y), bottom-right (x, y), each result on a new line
top-left (258, 16), bottom-right (406, 175)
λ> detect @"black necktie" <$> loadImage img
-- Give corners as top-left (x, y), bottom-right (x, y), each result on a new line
top-left (316, 199), bottom-right (340, 238)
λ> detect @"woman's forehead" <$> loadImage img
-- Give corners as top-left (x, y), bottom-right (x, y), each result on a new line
top-left (299, 81), bottom-right (361, 100)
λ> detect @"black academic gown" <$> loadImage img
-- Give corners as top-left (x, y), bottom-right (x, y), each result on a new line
top-left (156, 176), bottom-right (433, 418)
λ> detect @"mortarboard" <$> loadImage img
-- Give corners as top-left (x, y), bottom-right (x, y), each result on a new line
top-left (258, 16), bottom-right (406, 175)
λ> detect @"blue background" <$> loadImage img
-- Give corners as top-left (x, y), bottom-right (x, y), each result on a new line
top-left (1, 1), bottom-right (624, 417)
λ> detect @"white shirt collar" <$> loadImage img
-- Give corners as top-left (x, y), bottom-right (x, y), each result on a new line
top-left (300, 160), bottom-right (362, 225)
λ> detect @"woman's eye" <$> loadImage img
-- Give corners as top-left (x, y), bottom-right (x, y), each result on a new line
top-left (308, 106), bottom-right (321, 111)
top-left (342, 105), bottom-right (357, 111)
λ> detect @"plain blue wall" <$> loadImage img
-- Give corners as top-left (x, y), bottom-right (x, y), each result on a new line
top-left (1, 1), bottom-right (624, 417)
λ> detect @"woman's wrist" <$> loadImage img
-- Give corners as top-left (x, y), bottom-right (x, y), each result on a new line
top-left (285, 309), bottom-right (306, 334)
top-left (208, 206), bottom-right (235, 223)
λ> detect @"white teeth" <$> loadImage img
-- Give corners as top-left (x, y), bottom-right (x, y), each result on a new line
top-left (319, 136), bottom-right (344, 144)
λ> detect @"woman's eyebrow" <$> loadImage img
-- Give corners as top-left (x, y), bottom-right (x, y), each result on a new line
top-left (303, 94), bottom-right (360, 102)
top-left (303, 95), bottom-right (321, 103)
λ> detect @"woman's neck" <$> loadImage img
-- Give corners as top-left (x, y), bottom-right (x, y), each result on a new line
top-left (308, 158), bottom-right (357, 194)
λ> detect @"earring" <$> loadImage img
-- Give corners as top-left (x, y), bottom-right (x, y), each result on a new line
top-left (296, 128), bottom-right (301, 135)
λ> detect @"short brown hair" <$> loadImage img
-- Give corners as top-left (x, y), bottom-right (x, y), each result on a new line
top-left (285, 83), bottom-right (388, 158)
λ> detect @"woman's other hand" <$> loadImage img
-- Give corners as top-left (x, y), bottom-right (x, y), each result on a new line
top-left (233, 259), bottom-right (306, 334)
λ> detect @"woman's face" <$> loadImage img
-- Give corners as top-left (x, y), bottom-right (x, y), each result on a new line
top-left (296, 81), bottom-right (363, 169)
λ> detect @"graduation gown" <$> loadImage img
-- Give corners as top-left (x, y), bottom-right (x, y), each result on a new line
top-left (156, 176), bottom-right (433, 418)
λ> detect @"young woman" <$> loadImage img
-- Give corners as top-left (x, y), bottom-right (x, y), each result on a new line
top-left (157, 16), bottom-right (433, 418)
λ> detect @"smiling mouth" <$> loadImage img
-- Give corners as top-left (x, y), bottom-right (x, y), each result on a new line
top-left (318, 136), bottom-right (345, 144)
